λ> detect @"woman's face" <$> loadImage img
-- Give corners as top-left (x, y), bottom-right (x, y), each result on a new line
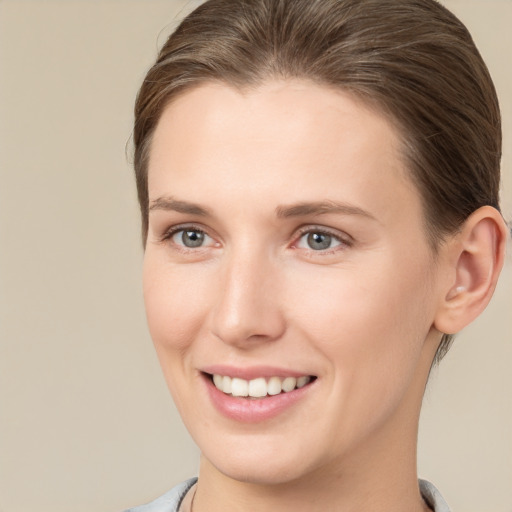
top-left (143, 80), bottom-right (444, 485)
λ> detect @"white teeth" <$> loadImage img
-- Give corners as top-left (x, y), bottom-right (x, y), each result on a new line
top-left (281, 376), bottom-right (297, 392)
top-left (213, 374), bottom-right (223, 389)
top-left (267, 376), bottom-right (282, 396)
top-left (212, 374), bottom-right (312, 397)
top-left (231, 377), bottom-right (249, 397)
top-left (248, 377), bottom-right (267, 398)
top-left (222, 375), bottom-right (232, 394)
top-left (297, 376), bottom-right (311, 388)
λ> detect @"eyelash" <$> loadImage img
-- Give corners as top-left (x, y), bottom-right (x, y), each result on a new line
top-left (160, 224), bottom-right (213, 247)
top-left (293, 226), bottom-right (353, 254)
top-left (159, 224), bottom-right (352, 255)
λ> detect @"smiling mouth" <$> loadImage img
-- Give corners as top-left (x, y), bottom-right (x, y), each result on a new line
top-left (208, 374), bottom-right (316, 398)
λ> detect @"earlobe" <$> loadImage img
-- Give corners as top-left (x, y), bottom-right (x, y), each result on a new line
top-left (434, 206), bottom-right (508, 335)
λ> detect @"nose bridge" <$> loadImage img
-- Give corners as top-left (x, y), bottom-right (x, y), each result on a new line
top-left (211, 243), bottom-right (285, 346)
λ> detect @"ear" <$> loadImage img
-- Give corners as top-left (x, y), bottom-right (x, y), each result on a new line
top-left (434, 206), bottom-right (508, 335)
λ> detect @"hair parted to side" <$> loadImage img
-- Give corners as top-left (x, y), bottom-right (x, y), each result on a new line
top-left (133, 0), bottom-right (502, 362)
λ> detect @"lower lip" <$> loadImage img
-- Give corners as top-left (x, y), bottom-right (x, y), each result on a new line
top-left (203, 375), bottom-right (315, 423)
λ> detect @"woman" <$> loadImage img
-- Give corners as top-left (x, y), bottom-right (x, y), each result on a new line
top-left (126, 0), bottom-right (508, 510)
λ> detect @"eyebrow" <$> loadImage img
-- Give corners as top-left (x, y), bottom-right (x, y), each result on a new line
top-left (149, 196), bottom-right (376, 222)
top-left (148, 196), bottom-right (211, 216)
top-left (275, 200), bottom-right (376, 220)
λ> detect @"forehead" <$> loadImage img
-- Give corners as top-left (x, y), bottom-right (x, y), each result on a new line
top-left (148, 80), bottom-right (422, 231)
top-left (151, 79), bottom-right (400, 155)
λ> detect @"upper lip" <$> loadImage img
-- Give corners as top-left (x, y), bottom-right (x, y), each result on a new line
top-left (201, 365), bottom-right (315, 380)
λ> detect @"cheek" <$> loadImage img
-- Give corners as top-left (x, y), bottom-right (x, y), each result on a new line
top-left (287, 257), bottom-right (435, 447)
top-left (142, 257), bottom-right (211, 354)
top-left (142, 257), bottom-right (215, 417)
top-left (287, 253), bottom-right (435, 384)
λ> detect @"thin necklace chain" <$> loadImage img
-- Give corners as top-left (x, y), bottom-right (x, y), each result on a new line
top-left (190, 487), bottom-right (196, 512)
top-left (180, 485), bottom-right (196, 512)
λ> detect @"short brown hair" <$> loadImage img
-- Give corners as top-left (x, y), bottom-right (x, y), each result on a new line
top-left (133, 0), bottom-right (502, 361)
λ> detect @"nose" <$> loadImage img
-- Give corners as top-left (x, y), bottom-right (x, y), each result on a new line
top-left (210, 248), bottom-right (286, 347)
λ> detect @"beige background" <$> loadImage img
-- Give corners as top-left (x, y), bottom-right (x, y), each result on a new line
top-left (0, 1), bottom-right (510, 511)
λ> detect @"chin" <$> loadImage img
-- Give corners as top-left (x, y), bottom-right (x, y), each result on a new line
top-left (198, 432), bottom-right (323, 486)
top-left (210, 458), bottom-right (311, 486)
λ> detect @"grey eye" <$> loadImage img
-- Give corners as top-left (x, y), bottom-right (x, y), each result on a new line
top-left (174, 229), bottom-right (206, 248)
top-left (296, 230), bottom-right (344, 252)
top-left (306, 232), bottom-right (332, 250)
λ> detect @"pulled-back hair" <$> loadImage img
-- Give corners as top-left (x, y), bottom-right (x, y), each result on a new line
top-left (133, 0), bottom-right (502, 362)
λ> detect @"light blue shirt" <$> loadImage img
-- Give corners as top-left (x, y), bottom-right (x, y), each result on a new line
top-left (124, 477), bottom-right (450, 512)
top-left (124, 478), bottom-right (196, 512)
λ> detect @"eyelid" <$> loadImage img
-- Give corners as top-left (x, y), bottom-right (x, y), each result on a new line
top-left (160, 222), bottom-right (203, 240)
top-left (159, 223), bottom-right (219, 248)
top-left (156, 222), bottom-right (352, 253)
top-left (291, 225), bottom-right (353, 250)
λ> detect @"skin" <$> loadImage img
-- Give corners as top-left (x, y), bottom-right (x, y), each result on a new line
top-left (142, 80), bottom-right (505, 512)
